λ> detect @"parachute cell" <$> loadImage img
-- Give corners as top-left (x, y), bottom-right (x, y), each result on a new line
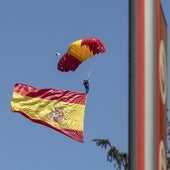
top-left (57, 37), bottom-right (106, 72)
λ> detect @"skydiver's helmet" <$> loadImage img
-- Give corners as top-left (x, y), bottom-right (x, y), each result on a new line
top-left (83, 80), bottom-right (89, 86)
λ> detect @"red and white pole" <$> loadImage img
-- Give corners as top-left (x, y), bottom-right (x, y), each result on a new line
top-left (128, 0), bottom-right (167, 169)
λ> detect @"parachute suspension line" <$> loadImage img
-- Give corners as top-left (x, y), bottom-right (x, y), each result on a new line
top-left (86, 54), bottom-right (101, 79)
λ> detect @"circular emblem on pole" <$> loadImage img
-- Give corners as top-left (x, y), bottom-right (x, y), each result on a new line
top-left (159, 140), bottom-right (166, 170)
top-left (159, 40), bottom-right (167, 104)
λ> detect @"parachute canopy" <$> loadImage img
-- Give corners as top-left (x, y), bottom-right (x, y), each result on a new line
top-left (57, 37), bottom-right (106, 72)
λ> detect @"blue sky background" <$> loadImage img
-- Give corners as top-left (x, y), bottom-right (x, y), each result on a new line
top-left (0, 0), bottom-right (169, 170)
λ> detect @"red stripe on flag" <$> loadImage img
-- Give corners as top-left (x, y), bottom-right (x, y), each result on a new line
top-left (13, 83), bottom-right (87, 105)
top-left (13, 110), bottom-right (84, 142)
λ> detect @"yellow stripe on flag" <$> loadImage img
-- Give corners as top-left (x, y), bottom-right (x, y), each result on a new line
top-left (11, 93), bottom-right (85, 130)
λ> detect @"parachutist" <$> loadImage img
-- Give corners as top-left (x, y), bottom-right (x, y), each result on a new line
top-left (83, 80), bottom-right (89, 94)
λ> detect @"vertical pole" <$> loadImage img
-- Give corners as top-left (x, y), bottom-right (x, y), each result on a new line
top-left (144, 0), bottom-right (156, 170)
top-left (128, 0), bottom-right (157, 169)
top-left (128, 1), bottom-right (138, 169)
top-left (128, 0), bottom-right (144, 169)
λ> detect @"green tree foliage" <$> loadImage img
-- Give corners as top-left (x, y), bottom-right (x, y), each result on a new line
top-left (93, 139), bottom-right (128, 170)
top-left (93, 118), bottom-right (170, 169)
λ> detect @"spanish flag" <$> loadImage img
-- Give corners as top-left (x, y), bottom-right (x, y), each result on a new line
top-left (11, 83), bottom-right (87, 142)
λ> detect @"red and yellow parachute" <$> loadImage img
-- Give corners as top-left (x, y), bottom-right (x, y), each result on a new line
top-left (57, 37), bottom-right (106, 72)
